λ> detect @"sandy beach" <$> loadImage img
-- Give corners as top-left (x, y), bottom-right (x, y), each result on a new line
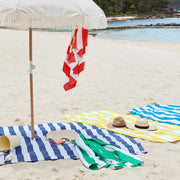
top-left (0, 28), bottom-right (180, 180)
top-left (107, 16), bottom-right (137, 21)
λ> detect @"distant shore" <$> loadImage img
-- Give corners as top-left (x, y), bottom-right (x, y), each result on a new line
top-left (107, 13), bottom-right (180, 22)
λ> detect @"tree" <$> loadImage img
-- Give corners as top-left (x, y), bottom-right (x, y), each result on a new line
top-left (93, 0), bottom-right (171, 16)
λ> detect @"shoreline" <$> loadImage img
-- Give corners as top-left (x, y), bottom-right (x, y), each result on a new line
top-left (106, 25), bottom-right (180, 30)
top-left (91, 15), bottom-right (180, 43)
top-left (107, 13), bottom-right (180, 22)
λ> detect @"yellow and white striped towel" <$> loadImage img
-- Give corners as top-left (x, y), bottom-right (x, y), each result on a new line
top-left (62, 110), bottom-right (180, 143)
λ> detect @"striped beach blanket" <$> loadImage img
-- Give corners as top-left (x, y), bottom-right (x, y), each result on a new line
top-left (0, 122), bottom-right (146, 166)
top-left (129, 104), bottom-right (180, 126)
top-left (62, 110), bottom-right (180, 143)
top-left (74, 133), bottom-right (143, 170)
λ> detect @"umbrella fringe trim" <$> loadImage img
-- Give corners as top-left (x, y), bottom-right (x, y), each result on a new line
top-left (0, 13), bottom-right (107, 30)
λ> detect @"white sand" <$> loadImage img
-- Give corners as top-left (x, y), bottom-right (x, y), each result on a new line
top-left (107, 16), bottom-right (136, 21)
top-left (0, 29), bottom-right (180, 180)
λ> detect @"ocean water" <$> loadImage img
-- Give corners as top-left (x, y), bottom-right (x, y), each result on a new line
top-left (108, 17), bottom-right (180, 27)
top-left (96, 28), bottom-right (180, 43)
top-left (95, 18), bottom-right (180, 43)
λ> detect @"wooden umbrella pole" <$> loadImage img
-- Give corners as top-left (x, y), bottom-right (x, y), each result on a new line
top-left (29, 27), bottom-right (35, 139)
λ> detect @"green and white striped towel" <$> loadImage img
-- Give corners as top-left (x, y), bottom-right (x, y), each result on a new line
top-left (73, 133), bottom-right (143, 170)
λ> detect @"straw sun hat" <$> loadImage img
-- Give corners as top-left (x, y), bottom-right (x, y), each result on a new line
top-left (107, 116), bottom-right (157, 131)
top-left (107, 117), bottom-right (126, 128)
top-left (126, 117), bottom-right (157, 131)
top-left (46, 130), bottom-right (78, 144)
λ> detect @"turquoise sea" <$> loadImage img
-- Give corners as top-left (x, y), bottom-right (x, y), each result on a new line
top-left (95, 17), bottom-right (180, 43)
top-left (108, 17), bottom-right (180, 27)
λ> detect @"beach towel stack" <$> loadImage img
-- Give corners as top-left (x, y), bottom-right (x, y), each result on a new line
top-left (63, 27), bottom-right (88, 91)
top-left (73, 133), bottom-right (143, 170)
top-left (129, 104), bottom-right (180, 125)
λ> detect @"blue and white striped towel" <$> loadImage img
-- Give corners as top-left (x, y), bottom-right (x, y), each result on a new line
top-left (0, 122), bottom-right (146, 165)
top-left (130, 104), bottom-right (180, 125)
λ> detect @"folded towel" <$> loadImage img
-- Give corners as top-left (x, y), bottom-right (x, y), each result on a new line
top-left (73, 133), bottom-right (143, 170)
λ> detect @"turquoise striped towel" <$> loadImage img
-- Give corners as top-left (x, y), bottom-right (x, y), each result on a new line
top-left (130, 104), bottom-right (180, 125)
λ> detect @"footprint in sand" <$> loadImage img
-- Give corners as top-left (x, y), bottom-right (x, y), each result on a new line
top-left (14, 118), bottom-right (25, 126)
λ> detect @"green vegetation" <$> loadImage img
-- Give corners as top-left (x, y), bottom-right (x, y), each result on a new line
top-left (168, 0), bottom-right (180, 9)
top-left (93, 0), bottom-right (172, 16)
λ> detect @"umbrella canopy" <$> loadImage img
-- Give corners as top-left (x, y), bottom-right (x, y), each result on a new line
top-left (0, 0), bottom-right (107, 139)
top-left (0, 0), bottom-right (107, 29)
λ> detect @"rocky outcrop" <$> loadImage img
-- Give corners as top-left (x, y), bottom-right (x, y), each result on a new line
top-left (106, 23), bottom-right (180, 30)
top-left (107, 14), bottom-right (180, 22)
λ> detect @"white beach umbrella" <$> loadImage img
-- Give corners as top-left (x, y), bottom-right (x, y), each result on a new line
top-left (0, 0), bottom-right (107, 139)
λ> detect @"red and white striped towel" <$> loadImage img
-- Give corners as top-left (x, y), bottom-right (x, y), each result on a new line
top-left (63, 28), bottom-right (88, 91)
